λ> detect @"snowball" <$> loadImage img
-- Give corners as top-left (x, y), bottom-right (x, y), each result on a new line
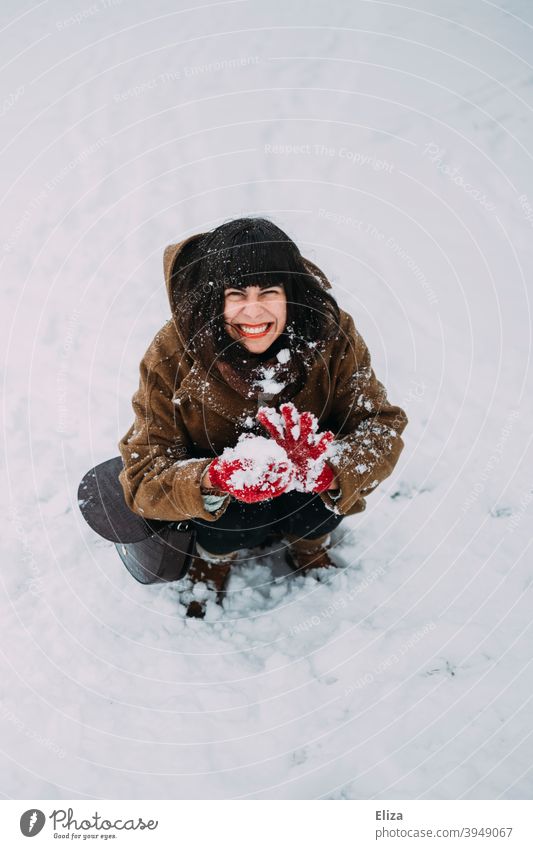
top-left (217, 434), bottom-right (292, 489)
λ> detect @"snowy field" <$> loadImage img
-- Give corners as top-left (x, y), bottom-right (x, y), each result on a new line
top-left (2, 0), bottom-right (533, 799)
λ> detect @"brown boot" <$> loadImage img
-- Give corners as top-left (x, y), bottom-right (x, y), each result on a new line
top-left (284, 532), bottom-right (337, 577)
top-left (185, 543), bottom-right (238, 618)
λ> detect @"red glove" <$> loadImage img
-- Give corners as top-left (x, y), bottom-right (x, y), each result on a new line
top-left (207, 435), bottom-right (294, 503)
top-left (256, 402), bottom-right (335, 493)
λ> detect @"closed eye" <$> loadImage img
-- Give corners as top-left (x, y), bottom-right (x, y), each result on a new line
top-left (225, 288), bottom-right (282, 297)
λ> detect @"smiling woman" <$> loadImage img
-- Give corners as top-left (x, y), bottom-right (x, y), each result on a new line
top-left (223, 284), bottom-right (287, 350)
top-left (116, 216), bottom-right (409, 618)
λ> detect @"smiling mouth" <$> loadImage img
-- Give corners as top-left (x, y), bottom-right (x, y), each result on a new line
top-left (234, 321), bottom-right (274, 339)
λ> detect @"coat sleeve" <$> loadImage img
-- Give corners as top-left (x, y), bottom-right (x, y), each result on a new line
top-left (319, 315), bottom-right (408, 515)
top-left (117, 355), bottom-right (231, 522)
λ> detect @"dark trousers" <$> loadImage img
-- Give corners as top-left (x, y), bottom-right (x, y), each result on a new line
top-left (192, 491), bottom-right (344, 555)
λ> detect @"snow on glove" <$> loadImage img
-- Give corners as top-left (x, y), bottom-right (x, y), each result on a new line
top-left (208, 434), bottom-right (294, 503)
top-left (256, 401), bottom-right (335, 493)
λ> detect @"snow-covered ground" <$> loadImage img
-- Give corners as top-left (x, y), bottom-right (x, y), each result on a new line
top-left (2, 0), bottom-right (533, 799)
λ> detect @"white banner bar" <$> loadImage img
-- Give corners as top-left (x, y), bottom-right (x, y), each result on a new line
top-left (1, 800), bottom-right (532, 847)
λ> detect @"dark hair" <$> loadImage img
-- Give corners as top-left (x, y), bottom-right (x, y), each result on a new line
top-left (169, 216), bottom-right (341, 374)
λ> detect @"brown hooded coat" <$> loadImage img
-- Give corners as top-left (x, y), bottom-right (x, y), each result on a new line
top-left (117, 233), bottom-right (409, 523)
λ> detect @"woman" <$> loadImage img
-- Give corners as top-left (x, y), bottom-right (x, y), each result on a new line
top-left (118, 217), bottom-right (408, 617)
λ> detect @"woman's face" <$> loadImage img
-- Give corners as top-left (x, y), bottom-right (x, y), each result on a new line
top-left (223, 285), bottom-right (287, 353)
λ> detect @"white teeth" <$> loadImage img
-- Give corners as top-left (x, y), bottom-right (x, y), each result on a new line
top-left (238, 323), bottom-right (270, 334)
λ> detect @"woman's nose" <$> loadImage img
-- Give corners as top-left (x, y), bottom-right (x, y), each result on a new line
top-left (240, 298), bottom-right (264, 316)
